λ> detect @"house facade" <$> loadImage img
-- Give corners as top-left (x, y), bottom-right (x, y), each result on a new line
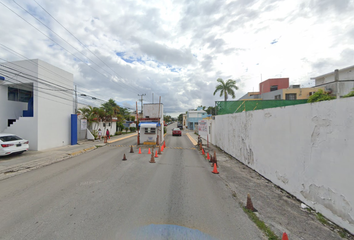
top-left (186, 107), bottom-right (208, 130)
top-left (139, 103), bottom-right (164, 145)
top-left (0, 59), bottom-right (74, 151)
top-left (312, 66), bottom-right (354, 97)
top-left (240, 78), bottom-right (324, 100)
top-left (182, 114), bottom-right (187, 128)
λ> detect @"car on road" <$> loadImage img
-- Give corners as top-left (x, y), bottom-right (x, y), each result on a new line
top-left (0, 133), bottom-right (29, 156)
top-left (177, 123), bottom-right (183, 130)
top-left (172, 128), bottom-right (182, 136)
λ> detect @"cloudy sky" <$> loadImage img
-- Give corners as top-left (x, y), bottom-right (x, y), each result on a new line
top-left (1, 0), bottom-right (353, 117)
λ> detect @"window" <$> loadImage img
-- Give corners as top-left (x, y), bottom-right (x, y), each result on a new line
top-left (103, 123), bottom-right (106, 127)
top-left (270, 85), bottom-right (278, 91)
top-left (145, 128), bottom-right (156, 134)
top-left (8, 87), bottom-right (32, 102)
top-left (8, 87), bottom-right (18, 101)
top-left (285, 93), bottom-right (297, 100)
top-left (274, 94), bottom-right (281, 100)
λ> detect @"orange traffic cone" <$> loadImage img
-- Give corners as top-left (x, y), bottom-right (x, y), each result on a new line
top-left (155, 150), bottom-right (158, 158)
top-left (148, 148), bottom-right (151, 154)
top-left (130, 145), bottom-right (134, 153)
top-left (122, 154), bottom-right (127, 161)
top-left (207, 152), bottom-right (210, 160)
top-left (161, 145), bottom-right (164, 152)
top-left (202, 149), bottom-right (205, 155)
top-left (212, 163), bottom-right (219, 174)
top-left (282, 232), bottom-right (289, 240)
top-left (138, 148), bottom-right (142, 154)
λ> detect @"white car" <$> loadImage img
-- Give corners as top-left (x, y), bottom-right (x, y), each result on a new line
top-left (0, 133), bottom-right (29, 156)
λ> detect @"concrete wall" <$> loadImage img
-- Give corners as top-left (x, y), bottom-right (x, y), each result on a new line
top-left (36, 60), bottom-right (73, 150)
top-left (3, 117), bottom-right (38, 150)
top-left (209, 98), bottom-right (354, 233)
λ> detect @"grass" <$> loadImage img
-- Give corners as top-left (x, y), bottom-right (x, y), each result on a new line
top-left (316, 212), bottom-right (329, 225)
top-left (242, 207), bottom-right (280, 240)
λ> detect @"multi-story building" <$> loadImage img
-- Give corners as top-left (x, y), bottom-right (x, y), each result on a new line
top-left (312, 65), bottom-right (354, 97)
top-left (239, 78), bottom-right (323, 100)
top-left (186, 107), bottom-right (208, 130)
top-left (0, 59), bottom-right (74, 151)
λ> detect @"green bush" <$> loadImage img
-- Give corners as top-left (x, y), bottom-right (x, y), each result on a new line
top-left (342, 89), bottom-right (354, 98)
top-left (307, 89), bottom-right (336, 103)
top-left (164, 127), bottom-right (167, 134)
top-left (130, 127), bottom-right (136, 132)
top-left (92, 130), bottom-right (98, 140)
top-left (115, 131), bottom-right (122, 135)
top-left (125, 127), bottom-right (129, 133)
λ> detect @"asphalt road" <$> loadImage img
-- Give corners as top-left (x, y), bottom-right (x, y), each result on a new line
top-left (0, 124), bottom-right (265, 240)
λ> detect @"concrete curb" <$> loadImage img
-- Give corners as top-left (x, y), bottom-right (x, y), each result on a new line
top-left (70, 146), bottom-right (97, 156)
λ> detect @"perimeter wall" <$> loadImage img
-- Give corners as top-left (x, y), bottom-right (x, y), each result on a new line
top-left (209, 97), bottom-right (354, 233)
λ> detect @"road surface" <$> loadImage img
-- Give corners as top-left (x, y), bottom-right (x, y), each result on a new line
top-left (0, 124), bottom-right (264, 240)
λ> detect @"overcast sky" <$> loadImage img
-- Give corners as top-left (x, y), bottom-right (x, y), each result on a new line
top-left (1, 0), bottom-right (353, 117)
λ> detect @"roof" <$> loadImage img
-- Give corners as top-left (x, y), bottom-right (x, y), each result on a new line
top-left (139, 122), bottom-right (161, 127)
top-left (311, 65), bottom-right (354, 79)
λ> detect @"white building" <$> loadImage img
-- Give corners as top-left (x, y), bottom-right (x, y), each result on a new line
top-left (139, 103), bottom-right (164, 145)
top-left (312, 65), bottom-right (354, 97)
top-left (0, 59), bottom-right (74, 151)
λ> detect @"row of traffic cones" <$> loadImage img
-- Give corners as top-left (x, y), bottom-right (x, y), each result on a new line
top-left (123, 142), bottom-right (167, 163)
top-left (199, 136), bottom-right (289, 240)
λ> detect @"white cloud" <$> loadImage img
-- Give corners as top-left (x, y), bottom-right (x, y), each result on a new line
top-left (1, 0), bottom-right (354, 116)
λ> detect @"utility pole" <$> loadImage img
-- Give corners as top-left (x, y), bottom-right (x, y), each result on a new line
top-left (138, 94), bottom-right (146, 117)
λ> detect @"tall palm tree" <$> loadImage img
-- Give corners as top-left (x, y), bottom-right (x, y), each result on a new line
top-left (213, 78), bottom-right (239, 101)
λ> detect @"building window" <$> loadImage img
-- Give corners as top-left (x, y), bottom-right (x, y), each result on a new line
top-left (103, 123), bottom-right (106, 127)
top-left (274, 94), bottom-right (281, 100)
top-left (270, 85), bottom-right (278, 91)
top-left (8, 87), bottom-right (32, 102)
top-left (285, 93), bottom-right (297, 100)
top-left (145, 128), bottom-right (156, 134)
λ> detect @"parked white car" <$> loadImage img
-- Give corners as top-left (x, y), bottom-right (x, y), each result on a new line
top-left (0, 133), bottom-right (29, 156)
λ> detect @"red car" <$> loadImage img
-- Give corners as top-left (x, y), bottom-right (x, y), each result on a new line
top-left (172, 128), bottom-right (182, 136)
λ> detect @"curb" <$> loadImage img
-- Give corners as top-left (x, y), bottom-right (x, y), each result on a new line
top-left (70, 146), bottom-right (97, 156)
top-left (107, 133), bottom-right (137, 144)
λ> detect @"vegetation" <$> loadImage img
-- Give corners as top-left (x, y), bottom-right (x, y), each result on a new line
top-left (307, 89), bottom-right (336, 103)
top-left (164, 115), bottom-right (172, 123)
top-left (78, 98), bottom-right (132, 139)
top-left (213, 78), bottom-right (239, 101)
top-left (178, 113), bottom-right (183, 123)
top-left (242, 207), bottom-right (279, 240)
top-left (130, 127), bottom-right (137, 132)
top-left (342, 88), bottom-right (354, 98)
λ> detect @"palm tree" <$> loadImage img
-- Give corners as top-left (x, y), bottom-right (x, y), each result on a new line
top-left (213, 78), bottom-right (239, 101)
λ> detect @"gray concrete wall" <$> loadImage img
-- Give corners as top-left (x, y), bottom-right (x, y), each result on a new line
top-left (209, 98), bottom-right (354, 233)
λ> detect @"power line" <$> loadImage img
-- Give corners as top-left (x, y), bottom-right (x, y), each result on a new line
top-left (2, 0), bottom-right (144, 96)
top-left (32, 0), bottom-right (143, 94)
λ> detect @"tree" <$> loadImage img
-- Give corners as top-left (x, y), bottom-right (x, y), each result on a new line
top-left (213, 78), bottom-right (238, 101)
top-left (206, 106), bottom-right (216, 115)
top-left (307, 89), bottom-right (336, 103)
top-left (178, 114), bottom-right (183, 123)
top-left (164, 115), bottom-right (172, 123)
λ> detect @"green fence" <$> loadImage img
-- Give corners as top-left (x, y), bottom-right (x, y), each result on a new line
top-left (215, 99), bottom-right (308, 115)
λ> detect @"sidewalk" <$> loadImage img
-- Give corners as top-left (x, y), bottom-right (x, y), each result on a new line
top-left (0, 133), bottom-right (137, 181)
top-left (186, 129), bottom-right (352, 240)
